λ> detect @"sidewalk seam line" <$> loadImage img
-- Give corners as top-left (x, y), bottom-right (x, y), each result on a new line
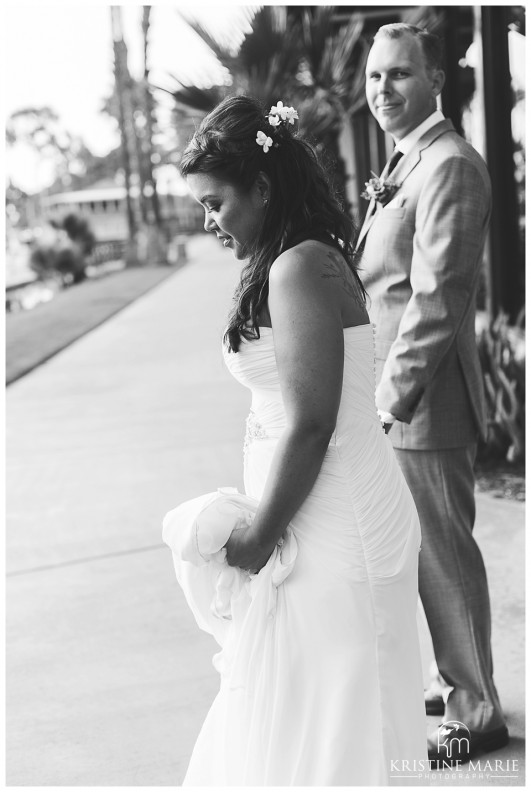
top-left (7, 543), bottom-right (165, 577)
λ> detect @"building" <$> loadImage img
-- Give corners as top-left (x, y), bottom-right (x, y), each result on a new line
top-left (41, 172), bottom-right (205, 262)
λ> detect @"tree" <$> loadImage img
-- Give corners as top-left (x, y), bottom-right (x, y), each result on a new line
top-left (110, 5), bottom-right (139, 264)
top-left (155, 6), bottom-right (368, 204)
top-left (141, 6), bottom-right (162, 230)
top-left (6, 106), bottom-right (95, 192)
top-left (290, 8), bottom-right (368, 202)
top-left (29, 213), bottom-right (96, 285)
top-left (106, 6), bottom-right (168, 264)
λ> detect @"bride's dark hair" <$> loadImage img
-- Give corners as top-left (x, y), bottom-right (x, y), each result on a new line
top-left (180, 95), bottom-right (364, 352)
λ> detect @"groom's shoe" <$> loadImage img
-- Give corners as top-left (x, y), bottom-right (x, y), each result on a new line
top-left (424, 690), bottom-right (444, 716)
top-left (428, 724), bottom-right (509, 766)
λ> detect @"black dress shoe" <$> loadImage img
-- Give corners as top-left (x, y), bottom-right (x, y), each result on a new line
top-left (428, 723), bottom-right (509, 766)
top-left (424, 690), bottom-right (444, 716)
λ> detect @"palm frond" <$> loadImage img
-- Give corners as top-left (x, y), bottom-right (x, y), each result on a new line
top-left (156, 80), bottom-right (226, 113)
top-left (401, 7), bottom-right (444, 34)
top-left (321, 16), bottom-right (365, 90)
top-left (298, 9), bottom-right (368, 121)
top-left (228, 7), bottom-right (301, 104)
top-left (161, 6), bottom-right (369, 191)
top-left (176, 11), bottom-right (231, 61)
top-left (306, 13), bottom-right (364, 90)
top-left (300, 6), bottom-right (336, 77)
top-left (171, 8), bottom-right (299, 108)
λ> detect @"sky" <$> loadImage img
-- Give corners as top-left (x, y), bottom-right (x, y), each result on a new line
top-left (4, 2), bottom-right (526, 194)
top-left (4, 3), bottom-right (256, 193)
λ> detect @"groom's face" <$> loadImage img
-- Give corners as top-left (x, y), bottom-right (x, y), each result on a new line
top-left (365, 33), bottom-right (444, 141)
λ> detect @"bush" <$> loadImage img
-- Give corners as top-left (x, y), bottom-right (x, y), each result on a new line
top-left (476, 311), bottom-right (525, 464)
top-left (29, 214), bottom-right (96, 285)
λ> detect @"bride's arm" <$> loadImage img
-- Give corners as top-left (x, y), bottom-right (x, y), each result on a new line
top-left (225, 246), bottom-right (346, 570)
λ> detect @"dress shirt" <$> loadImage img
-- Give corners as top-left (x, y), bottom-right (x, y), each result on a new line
top-left (394, 109), bottom-right (445, 154)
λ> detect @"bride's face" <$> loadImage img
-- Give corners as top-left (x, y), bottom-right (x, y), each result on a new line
top-left (187, 172), bottom-right (266, 260)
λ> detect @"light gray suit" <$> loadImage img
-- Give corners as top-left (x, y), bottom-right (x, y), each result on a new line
top-left (360, 119), bottom-right (505, 732)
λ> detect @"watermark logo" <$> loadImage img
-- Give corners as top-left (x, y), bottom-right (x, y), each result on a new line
top-left (436, 720), bottom-right (471, 760)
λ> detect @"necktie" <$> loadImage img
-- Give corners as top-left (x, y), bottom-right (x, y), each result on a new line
top-left (382, 149), bottom-right (404, 177)
top-left (356, 150), bottom-right (403, 251)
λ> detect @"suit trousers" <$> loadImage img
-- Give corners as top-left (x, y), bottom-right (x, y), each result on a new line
top-left (394, 445), bottom-right (505, 732)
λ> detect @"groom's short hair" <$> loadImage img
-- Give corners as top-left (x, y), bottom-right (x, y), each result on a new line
top-left (374, 23), bottom-right (444, 72)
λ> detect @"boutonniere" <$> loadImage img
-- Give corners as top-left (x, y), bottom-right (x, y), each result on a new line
top-left (361, 173), bottom-right (401, 205)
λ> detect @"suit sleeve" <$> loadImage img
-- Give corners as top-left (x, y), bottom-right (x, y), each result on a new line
top-left (376, 153), bottom-right (491, 423)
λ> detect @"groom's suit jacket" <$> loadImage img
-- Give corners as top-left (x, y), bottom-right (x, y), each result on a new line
top-left (360, 119), bottom-right (490, 450)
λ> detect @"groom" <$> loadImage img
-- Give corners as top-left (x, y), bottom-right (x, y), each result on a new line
top-left (359, 23), bottom-right (508, 762)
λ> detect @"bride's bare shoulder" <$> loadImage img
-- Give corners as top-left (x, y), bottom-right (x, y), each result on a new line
top-left (268, 241), bottom-right (343, 320)
top-left (269, 239), bottom-right (340, 284)
top-left (269, 240), bottom-right (367, 321)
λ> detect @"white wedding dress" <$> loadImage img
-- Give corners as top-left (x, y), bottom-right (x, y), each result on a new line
top-left (166, 323), bottom-right (427, 786)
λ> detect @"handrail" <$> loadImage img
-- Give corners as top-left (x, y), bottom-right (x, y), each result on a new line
top-left (6, 278), bottom-right (38, 293)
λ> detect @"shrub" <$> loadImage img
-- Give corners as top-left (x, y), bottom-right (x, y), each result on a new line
top-left (29, 214), bottom-right (96, 285)
top-left (476, 311), bottom-right (525, 464)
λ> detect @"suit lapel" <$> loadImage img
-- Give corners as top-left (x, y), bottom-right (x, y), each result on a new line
top-left (392, 119), bottom-right (455, 184)
top-left (356, 197), bottom-right (378, 250)
top-left (357, 119), bottom-right (456, 250)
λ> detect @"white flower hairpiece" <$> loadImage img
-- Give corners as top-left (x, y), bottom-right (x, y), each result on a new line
top-left (255, 100), bottom-right (298, 153)
top-left (256, 130), bottom-right (273, 153)
top-left (268, 100), bottom-right (298, 125)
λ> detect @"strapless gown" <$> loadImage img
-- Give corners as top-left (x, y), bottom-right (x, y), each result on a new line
top-left (182, 324), bottom-right (427, 785)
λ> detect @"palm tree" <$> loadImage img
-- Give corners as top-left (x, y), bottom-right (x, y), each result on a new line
top-left (291, 7), bottom-right (368, 203)
top-left (141, 5), bottom-right (168, 263)
top-left (160, 7), bottom-right (300, 109)
top-left (155, 6), bottom-right (368, 205)
top-left (142, 6), bottom-right (162, 228)
top-left (297, 7), bottom-right (367, 129)
top-left (110, 6), bottom-right (139, 264)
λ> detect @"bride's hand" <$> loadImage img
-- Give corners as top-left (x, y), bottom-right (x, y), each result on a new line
top-left (224, 525), bottom-right (270, 573)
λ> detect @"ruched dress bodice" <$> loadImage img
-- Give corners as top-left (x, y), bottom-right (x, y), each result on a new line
top-left (180, 324), bottom-right (427, 786)
top-left (225, 325), bottom-right (422, 583)
top-left (226, 324), bottom-right (382, 438)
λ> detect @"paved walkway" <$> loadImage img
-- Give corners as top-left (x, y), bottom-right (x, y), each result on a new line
top-left (6, 235), bottom-right (525, 786)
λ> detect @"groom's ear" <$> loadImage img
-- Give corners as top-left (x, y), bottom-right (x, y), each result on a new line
top-left (431, 68), bottom-right (445, 97)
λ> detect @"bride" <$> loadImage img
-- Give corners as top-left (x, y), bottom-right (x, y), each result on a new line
top-left (168, 95), bottom-right (427, 785)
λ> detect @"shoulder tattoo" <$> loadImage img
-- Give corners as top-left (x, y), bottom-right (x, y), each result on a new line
top-left (321, 251), bottom-right (365, 309)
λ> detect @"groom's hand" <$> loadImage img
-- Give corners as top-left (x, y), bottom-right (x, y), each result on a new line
top-left (377, 409), bottom-right (396, 434)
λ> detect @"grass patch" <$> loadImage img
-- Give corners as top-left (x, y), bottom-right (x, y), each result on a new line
top-left (6, 266), bottom-right (179, 385)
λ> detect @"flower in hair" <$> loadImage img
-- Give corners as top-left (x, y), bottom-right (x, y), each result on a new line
top-left (256, 130), bottom-right (273, 153)
top-left (269, 100), bottom-right (299, 125)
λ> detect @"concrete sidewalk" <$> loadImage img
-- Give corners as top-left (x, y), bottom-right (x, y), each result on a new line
top-left (6, 234), bottom-right (525, 786)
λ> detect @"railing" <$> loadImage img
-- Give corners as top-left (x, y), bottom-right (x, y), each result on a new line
top-left (6, 241), bottom-right (128, 313)
top-left (6, 278), bottom-right (60, 313)
top-left (86, 240), bottom-right (127, 266)
top-left (6, 278), bottom-right (38, 294)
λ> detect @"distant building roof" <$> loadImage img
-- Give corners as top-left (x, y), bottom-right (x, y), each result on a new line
top-left (42, 166), bottom-right (189, 207)
top-left (43, 186), bottom-right (133, 205)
